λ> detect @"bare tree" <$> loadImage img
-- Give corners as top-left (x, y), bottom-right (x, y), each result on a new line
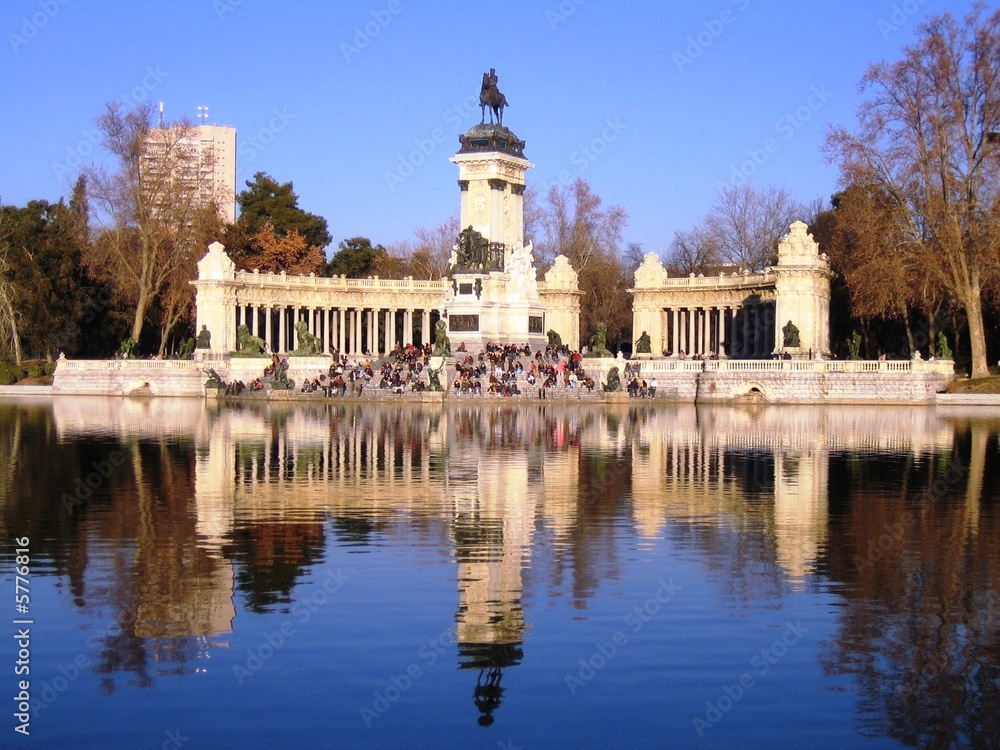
top-left (84, 101), bottom-right (211, 349)
top-left (825, 6), bottom-right (1000, 376)
top-left (533, 179), bottom-right (630, 343)
top-left (382, 217), bottom-right (458, 280)
top-left (535, 179), bottom-right (628, 275)
top-left (705, 184), bottom-right (806, 271)
top-left (666, 222), bottom-right (722, 275)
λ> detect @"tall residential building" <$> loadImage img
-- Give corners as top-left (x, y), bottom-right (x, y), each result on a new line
top-left (143, 123), bottom-right (237, 224)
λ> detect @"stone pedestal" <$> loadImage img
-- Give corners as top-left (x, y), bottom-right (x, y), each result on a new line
top-left (446, 123), bottom-right (552, 351)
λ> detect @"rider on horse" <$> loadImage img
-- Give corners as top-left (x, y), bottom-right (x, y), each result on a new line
top-left (480, 68), bottom-right (508, 127)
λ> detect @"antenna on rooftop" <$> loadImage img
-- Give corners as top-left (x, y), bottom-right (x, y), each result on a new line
top-left (158, 101), bottom-right (164, 128)
top-left (197, 106), bottom-right (209, 126)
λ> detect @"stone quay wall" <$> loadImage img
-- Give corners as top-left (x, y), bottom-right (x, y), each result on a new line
top-left (49, 356), bottom-right (954, 403)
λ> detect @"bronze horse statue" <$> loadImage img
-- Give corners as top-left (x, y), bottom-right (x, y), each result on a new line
top-left (480, 68), bottom-right (508, 127)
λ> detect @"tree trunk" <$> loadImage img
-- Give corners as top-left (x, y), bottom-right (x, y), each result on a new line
top-left (130, 291), bottom-right (149, 347)
top-left (902, 309), bottom-right (915, 357)
top-left (964, 289), bottom-right (990, 377)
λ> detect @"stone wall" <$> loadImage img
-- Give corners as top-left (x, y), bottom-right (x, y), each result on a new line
top-left (50, 356), bottom-right (954, 404)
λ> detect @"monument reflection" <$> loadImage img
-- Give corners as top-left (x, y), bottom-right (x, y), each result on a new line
top-left (0, 399), bottom-right (996, 742)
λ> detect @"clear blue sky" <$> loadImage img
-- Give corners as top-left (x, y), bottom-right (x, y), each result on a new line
top-left (0, 0), bottom-right (973, 256)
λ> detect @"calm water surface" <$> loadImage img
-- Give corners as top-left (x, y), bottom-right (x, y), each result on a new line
top-left (1, 399), bottom-right (998, 749)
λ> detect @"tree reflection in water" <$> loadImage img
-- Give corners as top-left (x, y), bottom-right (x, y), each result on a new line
top-left (0, 399), bottom-right (997, 742)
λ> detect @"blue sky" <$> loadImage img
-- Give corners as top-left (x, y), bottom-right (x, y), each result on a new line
top-left (0, 0), bottom-right (974, 256)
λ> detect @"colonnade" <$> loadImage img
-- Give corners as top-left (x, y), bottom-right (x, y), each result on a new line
top-left (660, 303), bottom-right (775, 358)
top-left (234, 303), bottom-right (442, 356)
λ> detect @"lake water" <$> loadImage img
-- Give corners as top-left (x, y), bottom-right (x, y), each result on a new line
top-left (1, 398), bottom-right (998, 749)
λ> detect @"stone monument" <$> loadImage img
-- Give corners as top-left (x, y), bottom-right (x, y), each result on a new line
top-left (446, 71), bottom-right (548, 352)
top-left (772, 222), bottom-right (832, 358)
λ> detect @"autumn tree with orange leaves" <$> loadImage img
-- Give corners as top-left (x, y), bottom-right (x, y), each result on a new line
top-left (825, 6), bottom-right (1000, 376)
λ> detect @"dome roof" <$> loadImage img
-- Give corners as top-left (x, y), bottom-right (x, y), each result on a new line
top-left (457, 123), bottom-right (526, 158)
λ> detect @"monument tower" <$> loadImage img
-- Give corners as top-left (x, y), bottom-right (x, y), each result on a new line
top-left (445, 69), bottom-right (547, 351)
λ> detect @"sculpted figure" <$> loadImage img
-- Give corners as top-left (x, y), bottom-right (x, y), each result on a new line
top-left (586, 322), bottom-right (613, 358)
top-left (203, 368), bottom-right (224, 389)
top-left (178, 337), bottom-right (195, 360)
top-left (195, 325), bottom-right (212, 349)
top-left (635, 331), bottom-right (651, 354)
top-left (432, 319), bottom-right (451, 357)
top-left (479, 68), bottom-right (508, 126)
top-left (234, 325), bottom-right (268, 357)
top-left (291, 320), bottom-right (323, 356)
top-left (603, 366), bottom-right (622, 393)
top-left (782, 320), bottom-right (800, 348)
top-left (546, 329), bottom-right (562, 348)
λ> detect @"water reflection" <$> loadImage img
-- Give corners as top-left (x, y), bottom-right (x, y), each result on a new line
top-left (0, 399), bottom-right (997, 744)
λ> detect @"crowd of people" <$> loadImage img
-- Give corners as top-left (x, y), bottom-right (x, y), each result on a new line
top-left (211, 340), bottom-right (659, 399)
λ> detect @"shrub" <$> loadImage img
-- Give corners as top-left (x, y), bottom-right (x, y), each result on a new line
top-left (26, 363), bottom-right (45, 378)
top-left (0, 361), bottom-right (22, 385)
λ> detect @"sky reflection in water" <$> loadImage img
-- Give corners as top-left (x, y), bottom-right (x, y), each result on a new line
top-left (0, 399), bottom-right (997, 749)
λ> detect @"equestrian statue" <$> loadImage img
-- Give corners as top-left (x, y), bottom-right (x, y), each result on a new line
top-left (480, 68), bottom-right (508, 127)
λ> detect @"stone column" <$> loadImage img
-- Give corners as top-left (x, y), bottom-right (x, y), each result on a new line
top-left (324, 309), bottom-right (332, 354)
top-left (672, 308), bottom-right (679, 355)
top-left (403, 310), bottom-right (413, 346)
top-left (717, 307), bottom-right (725, 356)
top-left (338, 309), bottom-right (346, 354)
top-left (729, 307), bottom-right (739, 357)
top-left (356, 308), bottom-right (363, 356)
top-left (275, 308), bottom-right (283, 354)
top-left (422, 310), bottom-right (431, 347)
top-left (687, 308), bottom-right (695, 356)
top-left (701, 308), bottom-right (709, 356)
top-left (368, 309), bottom-right (376, 355)
top-left (742, 306), bottom-right (751, 359)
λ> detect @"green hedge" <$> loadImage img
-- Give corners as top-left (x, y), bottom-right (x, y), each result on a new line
top-left (0, 362), bottom-right (23, 385)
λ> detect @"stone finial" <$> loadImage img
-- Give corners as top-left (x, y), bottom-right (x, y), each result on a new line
top-left (197, 241), bottom-right (236, 281)
top-left (544, 255), bottom-right (579, 289)
top-left (776, 221), bottom-right (823, 267)
top-left (633, 252), bottom-right (667, 287)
